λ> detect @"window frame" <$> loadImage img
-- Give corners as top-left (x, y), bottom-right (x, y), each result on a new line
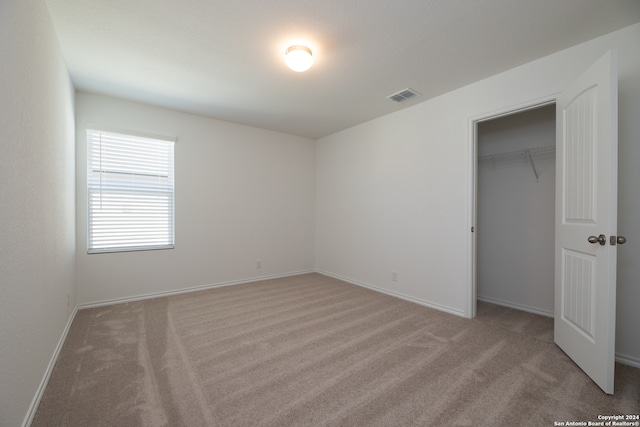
top-left (86, 128), bottom-right (176, 254)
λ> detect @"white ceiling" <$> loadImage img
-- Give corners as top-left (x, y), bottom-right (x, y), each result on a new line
top-left (44, 0), bottom-right (640, 139)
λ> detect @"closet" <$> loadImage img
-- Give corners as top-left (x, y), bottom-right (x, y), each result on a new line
top-left (476, 104), bottom-right (556, 316)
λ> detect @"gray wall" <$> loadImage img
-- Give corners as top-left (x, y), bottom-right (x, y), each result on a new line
top-left (316, 23), bottom-right (640, 365)
top-left (0, 1), bottom-right (76, 426)
top-left (477, 106), bottom-right (556, 315)
top-left (75, 93), bottom-right (316, 304)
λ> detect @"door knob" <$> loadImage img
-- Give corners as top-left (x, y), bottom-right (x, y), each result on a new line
top-left (588, 234), bottom-right (606, 245)
top-left (610, 235), bottom-right (627, 245)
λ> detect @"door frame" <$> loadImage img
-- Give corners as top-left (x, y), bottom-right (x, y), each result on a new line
top-left (467, 95), bottom-right (557, 319)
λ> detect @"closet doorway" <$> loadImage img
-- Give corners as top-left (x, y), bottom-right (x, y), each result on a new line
top-left (468, 52), bottom-right (619, 394)
top-left (474, 103), bottom-right (556, 317)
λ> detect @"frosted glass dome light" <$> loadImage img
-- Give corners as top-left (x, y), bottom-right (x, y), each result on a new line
top-left (285, 45), bottom-right (313, 72)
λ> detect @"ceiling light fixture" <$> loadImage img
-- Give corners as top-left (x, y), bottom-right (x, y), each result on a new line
top-left (285, 45), bottom-right (313, 72)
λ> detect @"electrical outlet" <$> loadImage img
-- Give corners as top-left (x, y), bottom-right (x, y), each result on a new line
top-left (257, 260), bottom-right (262, 269)
top-left (392, 271), bottom-right (398, 282)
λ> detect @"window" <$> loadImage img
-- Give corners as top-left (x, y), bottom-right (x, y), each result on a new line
top-left (87, 129), bottom-right (175, 253)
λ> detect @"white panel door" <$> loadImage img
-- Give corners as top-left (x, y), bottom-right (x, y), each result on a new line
top-left (555, 51), bottom-right (618, 394)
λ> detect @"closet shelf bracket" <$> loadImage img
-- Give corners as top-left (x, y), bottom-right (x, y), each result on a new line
top-left (525, 150), bottom-right (539, 182)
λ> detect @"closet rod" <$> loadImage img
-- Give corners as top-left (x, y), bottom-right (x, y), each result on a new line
top-left (477, 144), bottom-right (556, 163)
top-left (478, 144), bottom-right (555, 182)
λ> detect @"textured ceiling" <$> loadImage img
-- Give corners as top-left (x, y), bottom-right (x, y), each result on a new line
top-left (44, 0), bottom-right (640, 139)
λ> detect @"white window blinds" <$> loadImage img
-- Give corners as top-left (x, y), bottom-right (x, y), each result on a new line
top-left (87, 129), bottom-right (175, 253)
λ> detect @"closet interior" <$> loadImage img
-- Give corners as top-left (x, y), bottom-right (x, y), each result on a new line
top-left (476, 104), bottom-right (556, 316)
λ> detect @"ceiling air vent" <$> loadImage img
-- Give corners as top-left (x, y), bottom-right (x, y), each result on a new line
top-left (386, 88), bottom-right (421, 103)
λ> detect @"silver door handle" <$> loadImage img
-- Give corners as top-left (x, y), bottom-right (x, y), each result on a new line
top-left (588, 234), bottom-right (606, 245)
top-left (610, 235), bottom-right (627, 245)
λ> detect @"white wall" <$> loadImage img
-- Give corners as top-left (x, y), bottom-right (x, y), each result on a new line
top-left (316, 23), bottom-right (640, 364)
top-left (0, 1), bottom-right (76, 426)
top-left (75, 93), bottom-right (316, 304)
top-left (477, 106), bottom-right (555, 315)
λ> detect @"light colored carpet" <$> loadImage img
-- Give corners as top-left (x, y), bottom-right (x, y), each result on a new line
top-left (33, 273), bottom-right (639, 426)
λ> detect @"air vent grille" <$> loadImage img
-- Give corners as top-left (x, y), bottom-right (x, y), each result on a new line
top-left (387, 88), bottom-right (421, 103)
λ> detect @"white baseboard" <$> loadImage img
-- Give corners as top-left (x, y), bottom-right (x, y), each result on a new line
top-left (476, 295), bottom-right (554, 318)
top-left (614, 352), bottom-right (640, 369)
top-left (315, 270), bottom-right (465, 317)
top-left (22, 306), bottom-right (78, 427)
top-left (77, 270), bottom-right (315, 310)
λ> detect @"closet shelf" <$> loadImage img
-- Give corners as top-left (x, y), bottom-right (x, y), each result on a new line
top-left (478, 144), bottom-right (556, 162)
top-left (478, 144), bottom-right (556, 182)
